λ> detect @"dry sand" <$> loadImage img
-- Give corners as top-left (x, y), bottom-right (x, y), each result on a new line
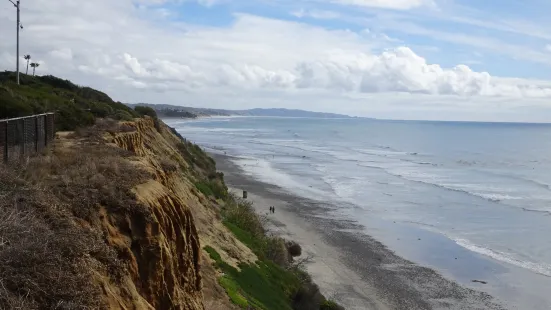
top-left (231, 188), bottom-right (391, 310)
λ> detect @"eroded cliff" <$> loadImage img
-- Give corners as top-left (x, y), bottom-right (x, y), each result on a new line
top-left (0, 117), bottom-right (253, 309)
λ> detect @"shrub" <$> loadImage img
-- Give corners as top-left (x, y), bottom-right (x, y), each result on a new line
top-left (222, 194), bottom-right (265, 240)
top-left (195, 182), bottom-right (214, 197)
top-left (266, 237), bottom-right (291, 266)
top-left (287, 241), bottom-right (303, 257)
top-left (292, 283), bottom-right (325, 310)
top-left (320, 300), bottom-right (345, 310)
top-left (134, 106), bottom-right (158, 118)
top-left (0, 71), bottom-right (139, 130)
top-left (114, 110), bottom-right (135, 121)
top-left (72, 118), bottom-right (135, 139)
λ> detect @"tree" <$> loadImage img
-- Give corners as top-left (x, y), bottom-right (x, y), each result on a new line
top-left (24, 55), bottom-right (31, 75)
top-left (30, 62), bottom-right (40, 76)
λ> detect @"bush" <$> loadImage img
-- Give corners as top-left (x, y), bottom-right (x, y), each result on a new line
top-left (292, 283), bottom-right (325, 310)
top-left (0, 71), bottom-right (139, 130)
top-left (195, 182), bottom-right (215, 197)
top-left (287, 241), bottom-right (303, 257)
top-left (320, 300), bottom-right (345, 310)
top-left (223, 194), bottom-right (265, 240)
top-left (114, 110), bottom-right (135, 121)
top-left (134, 106), bottom-right (158, 118)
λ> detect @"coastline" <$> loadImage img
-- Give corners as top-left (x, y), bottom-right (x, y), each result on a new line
top-left (213, 153), bottom-right (505, 310)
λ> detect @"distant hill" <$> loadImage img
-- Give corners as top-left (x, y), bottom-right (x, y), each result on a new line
top-left (128, 103), bottom-right (355, 119)
top-left (233, 108), bottom-right (353, 118)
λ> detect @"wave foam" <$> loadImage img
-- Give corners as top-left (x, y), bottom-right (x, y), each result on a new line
top-left (454, 238), bottom-right (551, 277)
top-left (232, 157), bottom-right (331, 201)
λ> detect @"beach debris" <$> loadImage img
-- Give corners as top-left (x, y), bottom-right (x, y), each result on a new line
top-left (471, 280), bottom-right (487, 284)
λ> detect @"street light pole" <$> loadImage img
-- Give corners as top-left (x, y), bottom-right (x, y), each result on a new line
top-left (8, 0), bottom-right (21, 85)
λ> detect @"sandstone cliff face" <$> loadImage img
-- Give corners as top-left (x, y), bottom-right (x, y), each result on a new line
top-left (103, 118), bottom-right (255, 310)
top-left (85, 118), bottom-right (205, 310)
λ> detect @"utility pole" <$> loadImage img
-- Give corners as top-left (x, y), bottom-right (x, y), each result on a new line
top-left (8, 0), bottom-right (21, 85)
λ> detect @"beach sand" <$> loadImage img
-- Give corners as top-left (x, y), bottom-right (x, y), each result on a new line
top-left (214, 153), bottom-right (506, 310)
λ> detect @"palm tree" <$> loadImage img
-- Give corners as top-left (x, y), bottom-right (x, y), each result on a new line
top-left (30, 62), bottom-right (40, 76)
top-left (24, 55), bottom-right (31, 75)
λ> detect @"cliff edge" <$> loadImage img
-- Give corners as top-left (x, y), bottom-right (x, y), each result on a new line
top-left (0, 117), bottom-right (253, 309)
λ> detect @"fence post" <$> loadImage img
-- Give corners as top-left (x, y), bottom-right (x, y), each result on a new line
top-left (44, 115), bottom-right (48, 147)
top-left (20, 119), bottom-right (25, 157)
top-left (3, 121), bottom-right (8, 163)
top-left (35, 115), bottom-right (39, 152)
top-left (52, 113), bottom-right (55, 142)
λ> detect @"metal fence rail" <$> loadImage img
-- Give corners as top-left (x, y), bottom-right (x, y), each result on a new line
top-left (0, 113), bottom-right (55, 163)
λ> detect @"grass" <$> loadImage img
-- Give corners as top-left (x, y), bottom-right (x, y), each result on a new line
top-left (219, 276), bottom-right (249, 308)
top-left (224, 222), bottom-right (266, 257)
top-left (195, 181), bottom-right (215, 197)
top-left (217, 193), bottom-right (346, 310)
top-left (204, 246), bottom-right (299, 310)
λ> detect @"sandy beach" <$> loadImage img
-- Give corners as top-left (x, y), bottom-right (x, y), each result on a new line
top-left (214, 153), bottom-right (505, 310)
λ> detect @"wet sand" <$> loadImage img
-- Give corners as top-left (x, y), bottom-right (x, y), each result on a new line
top-left (214, 153), bottom-right (506, 310)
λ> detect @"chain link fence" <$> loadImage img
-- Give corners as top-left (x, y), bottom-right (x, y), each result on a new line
top-left (0, 113), bottom-right (55, 163)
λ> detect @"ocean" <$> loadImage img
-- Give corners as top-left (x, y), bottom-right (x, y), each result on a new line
top-left (166, 116), bottom-right (551, 309)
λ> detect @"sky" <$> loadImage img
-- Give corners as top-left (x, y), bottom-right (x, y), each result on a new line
top-left (2, 0), bottom-right (551, 121)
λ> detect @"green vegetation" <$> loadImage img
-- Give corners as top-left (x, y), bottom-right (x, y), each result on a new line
top-left (173, 135), bottom-right (229, 200)
top-left (0, 71), bottom-right (139, 130)
top-left (157, 108), bottom-right (197, 119)
top-left (134, 106), bottom-right (158, 118)
top-left (207, 193), bottom-right (345, 310)
top-left (321, 300), bottom-right (343, 310)
top-left (175, 140), bottom-right (217, 174)
top-left (195, 181), bottom-right (215, 197)
top-left (204, 246), bottom-right (300, 310)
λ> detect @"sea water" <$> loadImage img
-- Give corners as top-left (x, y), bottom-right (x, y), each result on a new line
top-left (166, 117), bottom-right (551, 309)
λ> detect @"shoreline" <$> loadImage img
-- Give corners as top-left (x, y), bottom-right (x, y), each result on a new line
top-left (213, 153), bottom-right (505, 310)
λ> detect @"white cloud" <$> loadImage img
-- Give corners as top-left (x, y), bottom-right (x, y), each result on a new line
top-left (49, 48), bottom-right (73, 61)
top-left (291, 9), bottom-right (341, 19)
top-left (1, 0), bottom-right (551, 121)
top-left (364, 15), bottom-right (551, 67)
top-left (333, 0), bottom-right (433, 10)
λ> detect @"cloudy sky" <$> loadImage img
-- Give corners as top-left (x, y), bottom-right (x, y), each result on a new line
top-left (2, 0), bottom-right (551, 121)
